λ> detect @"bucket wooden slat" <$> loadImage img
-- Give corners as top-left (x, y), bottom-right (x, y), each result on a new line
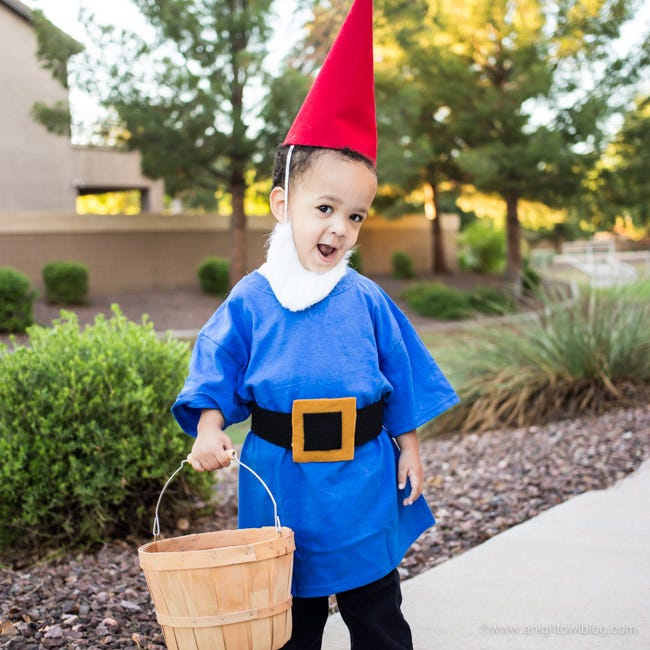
top-left (139, 526), bottom-right (294, 650)
top-left (250, 559), bottom-right (279, 649)
top-left (169, 627), bottom-right (201, 650)
top-left (157, 600), bottom-right (292, 628)
top-left (252, 561), bottom-right (272, 647)
top-left (142, 530), bottom-right (295, 570)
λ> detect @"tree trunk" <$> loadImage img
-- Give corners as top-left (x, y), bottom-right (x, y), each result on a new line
top-left (228, 4), bottom-right (248, 286)
top-left (505, 191), bottom-right (522, 287)
top-left (425, 181), bottom-right (448, 274)
top-left (230, 170), bottom-right (247, 284)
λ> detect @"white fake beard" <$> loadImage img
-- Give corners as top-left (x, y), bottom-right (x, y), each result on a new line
top-left (258, 221), bottom-right (352, 311)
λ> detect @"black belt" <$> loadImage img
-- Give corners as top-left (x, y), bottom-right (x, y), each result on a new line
top-left (251, 400), bottom-right (383, 451)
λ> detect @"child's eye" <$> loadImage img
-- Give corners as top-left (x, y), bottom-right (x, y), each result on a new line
top-left (317, 205), bottom-right (333, 214)
top-left (349, 213), bottom-right (365, 223)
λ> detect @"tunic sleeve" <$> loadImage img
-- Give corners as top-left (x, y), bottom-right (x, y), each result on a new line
top-left (374, 289), bottom-right (459, 436)
top-left (171, 295), bottom-right (252, 436)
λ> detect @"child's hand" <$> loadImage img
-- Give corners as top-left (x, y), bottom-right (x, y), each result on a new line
top-left (188, 409), bottom-right (234, 472)
top-left (396, 431), bottom-right (425, 506)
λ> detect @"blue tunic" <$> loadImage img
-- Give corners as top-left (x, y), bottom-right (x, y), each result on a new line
top-left (172, 269), bottom-right (459, 597)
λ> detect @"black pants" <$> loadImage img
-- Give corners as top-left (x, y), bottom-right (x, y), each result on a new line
top-left (281, 569), bottom-right (413, 650)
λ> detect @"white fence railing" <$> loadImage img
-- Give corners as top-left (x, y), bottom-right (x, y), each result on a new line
top-left (552, 240), bottom-right (648, 288)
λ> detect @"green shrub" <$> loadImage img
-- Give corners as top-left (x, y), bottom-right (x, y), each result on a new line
top-left (615, 279), bottom-right (650, 302)
top-left (0, 267), bottom-right (37, 333)
top-left (349, 247), bottom-right (362, 272)
top-left (198, 256), bottom-right (230, 296)
top-left (427, 289), bottom-right (650, 434)
top-left (401, 283), bottom-right (472, 320)
top-left (467, 286), bottom-right (515, 315)
top-left (401, 282), bottom-right (514, 320)
top-left (457, 219), bottom-right (506, 274)
top-left (391, 250), bottom-right (415, 279)
top-left (0, 307), bottom-right (211, 557)
top-left (42, 261), bottom-right (89, 305)
top-left (521, 265), bottom-right (542, 295)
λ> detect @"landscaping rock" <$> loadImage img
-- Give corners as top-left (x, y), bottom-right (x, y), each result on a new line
top-left (1, 405), bottom-right (648, 648)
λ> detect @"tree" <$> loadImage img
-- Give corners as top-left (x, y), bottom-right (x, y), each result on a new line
top-left (256, 0), bottom-right (350, 177)
top-left (268, 0), bottom-right (461, 273)
top-left (374, 0), bottom-right (645, 284)
top-left (372, 3), bottom-right (473, 274)
top-left (593, 95), bottom-right (650, 230)
top-left (67, 0), bottom-right (276, 284)
top-left (30, 10), bottom-right (83, 137)
top-left (256, 68), bottom-right (313, 177)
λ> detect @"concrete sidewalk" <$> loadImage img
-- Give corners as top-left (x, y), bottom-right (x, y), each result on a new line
top-left (322, 459), bottom-right (650, 649)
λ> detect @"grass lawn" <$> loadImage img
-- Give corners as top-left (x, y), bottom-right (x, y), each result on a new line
top-left (617, 278), bottom-right (650, 300)
top-left (226, 418), bottom-right (251, 446)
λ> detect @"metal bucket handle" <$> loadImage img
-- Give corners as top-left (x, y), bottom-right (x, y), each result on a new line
top-left (152, 449), bottom-right (281, 540)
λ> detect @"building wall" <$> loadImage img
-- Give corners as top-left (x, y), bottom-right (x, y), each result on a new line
top-left (0, 2), bottom-right (165, 213)
top-left (72, 147), bottom-right (166, 213)
top-left (0, 213), bottom-right (458, 295)
top-left (359, 213), bottom-right (460, 275)
top-left (0, 7), bottom-right (77, 211)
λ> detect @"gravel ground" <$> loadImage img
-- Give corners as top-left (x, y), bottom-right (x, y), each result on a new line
top-left (1, 405), bottom-right (648, 649)
top-left (1, 281), bottom-right (649, 648)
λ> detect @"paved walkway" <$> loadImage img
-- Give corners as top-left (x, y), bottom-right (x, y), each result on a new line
top-left (322, 459), bottom-right (650, 649)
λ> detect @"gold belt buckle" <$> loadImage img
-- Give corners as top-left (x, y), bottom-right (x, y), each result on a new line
top-left (291, 397), bottom-right (356, 463)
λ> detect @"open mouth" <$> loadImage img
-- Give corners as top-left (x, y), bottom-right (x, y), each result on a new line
top-left (317, 244), bottom-right (337, 259)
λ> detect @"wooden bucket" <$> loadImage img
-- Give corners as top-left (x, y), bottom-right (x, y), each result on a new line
top-left (139, 526), bottom-right (294, 650)
top-left (139, 453), bottom-right (294, 650)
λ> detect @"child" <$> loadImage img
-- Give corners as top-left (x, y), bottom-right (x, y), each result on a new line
top-left (172, 1), bottom-right (459, 648)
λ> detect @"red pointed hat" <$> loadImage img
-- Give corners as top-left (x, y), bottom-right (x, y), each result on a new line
top-left (283, 0), bottom-right (377, 164)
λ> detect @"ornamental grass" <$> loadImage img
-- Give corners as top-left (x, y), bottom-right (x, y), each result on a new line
top-left (427, 285), bottom-right (650, 434)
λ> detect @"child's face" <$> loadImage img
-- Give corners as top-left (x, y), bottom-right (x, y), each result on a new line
top-left (270, 150), bottom-right (377, 274)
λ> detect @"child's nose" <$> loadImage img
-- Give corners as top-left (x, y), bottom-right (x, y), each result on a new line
top-left (329, 214), bottom-right (346, 236)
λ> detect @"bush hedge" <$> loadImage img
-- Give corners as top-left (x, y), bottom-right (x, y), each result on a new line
top-left (0, 307), bottom-right (211, 557)
top-left (0, 267), bottom-right (37, 333)
top-left (401, 283), bottom-right (472, 320)
top-left (349, 247), bottom-right (362, 272)
top-left (521, 265), bottom-right (542, 295)
top-left (42, 261), bottom-right (89, 305)
top-left (198, 256), bottom-right (230, 296)
top-left (401, 282), bottom-right (513, 320)
top-left (391, 251), bottom-right (415, 279)
top-left (467, 286), bottom-right (515, 314)
top-left (457, 219), bottom-right (506, 274)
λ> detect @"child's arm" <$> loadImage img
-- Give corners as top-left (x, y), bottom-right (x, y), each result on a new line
top-left (188, 409), bottom-right (234, 472)
top-left (396, 430), bottom-right (425, 506)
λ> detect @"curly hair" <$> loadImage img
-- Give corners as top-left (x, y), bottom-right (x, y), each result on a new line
top-left (272, 145), bottom-right (376, 189)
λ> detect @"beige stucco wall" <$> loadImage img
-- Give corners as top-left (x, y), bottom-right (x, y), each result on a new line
top-left (359, 213), bottom-right (460, 274)
top-left (0, 212), bottom-right (458, 296)
top-left (0, 7), bottom-right (77, 211)
top-left (0, 213), bottom-right (271, 294)
top-left (72, 147), bottom-right (165, 212)
top-left (0, 4), bottom-right (165, 213)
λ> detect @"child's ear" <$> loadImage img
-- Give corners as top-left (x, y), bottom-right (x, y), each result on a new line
top-left (269, 187), bottom-right (286, 223)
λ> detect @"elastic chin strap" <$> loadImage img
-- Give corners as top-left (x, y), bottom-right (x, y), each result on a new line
top-left (283, 145), bottom-right (294, 224)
